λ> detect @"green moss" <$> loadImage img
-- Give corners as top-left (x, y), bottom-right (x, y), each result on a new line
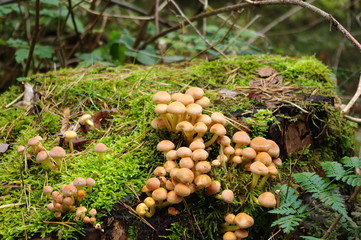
top-left (0, 54), bottom-right (356, 239)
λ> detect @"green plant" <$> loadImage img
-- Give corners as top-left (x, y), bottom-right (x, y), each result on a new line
top-left (270, 156), bottom-right (361, 237)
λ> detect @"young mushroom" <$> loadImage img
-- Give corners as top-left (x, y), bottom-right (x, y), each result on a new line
top-left (79, 114), bottom-right (94, 128)
top-left (94, 143), bottom-right (107, 162)
top-left (49, 146), bottom-right (66, 170)
top-left (63, 130), bottom-right (77, 152)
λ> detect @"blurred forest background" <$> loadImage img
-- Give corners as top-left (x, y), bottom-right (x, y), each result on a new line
top-left (0, 0), bottom-right (360, 102)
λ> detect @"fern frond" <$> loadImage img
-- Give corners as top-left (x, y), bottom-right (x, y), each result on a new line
top-left (340, 175), bottom-right (361, 187)
top-left (321, 161), bottom-right (346, 180)
top-left (341, 156), bottom-right (361, 168)
top-left (293, 172), bottom-right (347, 216)
top-left (271, 214), bottom-right (307, 234)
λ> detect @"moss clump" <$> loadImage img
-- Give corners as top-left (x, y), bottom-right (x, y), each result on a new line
top-left (0, 54), bottom-right (356, 239)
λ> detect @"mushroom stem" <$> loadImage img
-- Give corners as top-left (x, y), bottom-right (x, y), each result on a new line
top-left (221, 223), bottom-right (241, 232)
top-left (52, 157), bottom-right (62, 170)
top-left (44, 158), bottom-right (57, 170)
top-left (204, 134), bottom-right (218, 147)
top-left (68, 140), bottom-right (74, 153)
top-left (258, 175), bottom-right (270, 188)
top-left (250, 173), bottom-right (261, 189)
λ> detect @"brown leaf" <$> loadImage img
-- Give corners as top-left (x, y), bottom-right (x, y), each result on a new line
top-left (0, 143), bottom-right (10, 153)
top-left (256, 66), bottom-right (276, 77)
top-left (93, 108), bottom-right (118, 128)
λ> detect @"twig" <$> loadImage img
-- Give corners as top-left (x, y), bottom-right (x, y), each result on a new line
top-left (80, 5), bottom-right (156, 20)
top-left (341, 74), bottom-right (361, 115)
top-left (321, 186), bottom-right (361, 238)
top-left (343, 114), bottom-right (361, 123)
top-left (169, 0), bottom-right (227, 58)
top-left (133, 2), bottom-right (156, 49)
top-left (67, 0), bottom-right (83, 51)
top-left (24, 0), bottom-right (40, 76)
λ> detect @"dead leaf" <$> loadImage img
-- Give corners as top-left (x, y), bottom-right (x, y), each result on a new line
top-left (0, 143), bottom-right (10, 153)
top-left (93, 109), bottom-right (118, 128)
top-left (256, 66), bottom-right (276, 77)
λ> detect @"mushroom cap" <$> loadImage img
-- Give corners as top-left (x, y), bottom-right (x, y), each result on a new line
top-left (210, 123), bottom-right (227, 136)
top-left (43, 185), bottom-right (53, 194)
top-left (267, 139), bottom-right (280, 158)
top-left (171, 92), bottom-right (184, 101)
top-left (195, 96), bottom-right (211, 108)
top-left (153, 166), bottom-right (166, 177)
top-left (36, 150), bottom-right (49, 163)
top-left (211, 112), bottom-right (227, 125)
top-left (191, 149), bottom-right (209, 161)
top-left (175, 168), bottom-right (194, 184)
top-left (234, 212), bottom-right (254, 229)
top-left (94, 143), bottom-right (107, 153)
top-left (17, 145), bottom-right (26, 153)
top-left (206, 181), bottom-right (221, 195)
top-left (86, 178), bottom-right (95, 186)
top-left (152, 187), bottom-right (168, 201)
top-left (79, 114), bottom-right (93, 125)
top-left (250, 161), bottom-right (269, 176)
top-left (167, 101), bottom-right (186, 114)
top-left (164, 160), bottom-right (178, 172)
top-left (64, 130), bottom-right (77, 140)
top-left (27, 137), bottom-right (40, 146)
top-left (186, 103), bottom-right (203, 116)
top-left (49, 147), bottom-right (66, 158)
top-left (165, 180), bottom-right (175, 191)
top-left (61, 184), bottom-right (77, 196)
top-left (268, 164), bottom-right (279, 175)
top-left (250, 137), bottom-right (271, 152)
top-left (154, 104), bottom-right (168, 114)
top-left (176, 121), bottom-right (193, 133)
top-left (223, 232), bottom-right (237, 240)
top-left (224, 146), bottom-right (235, 155)
top-left (232, 131), bottom-right (251, 145)
top-left (273, 158), bottom-right (282, 167)
top-left (174, 183), bottom-right (191, 197)
top-left (63, 196), bottom-right (74, 206)
top-left (177, 147), bottom-right (192, 158)
top-left (217, 136), bottom-right (231, 146)
top-left (167, 190), bottom-right (183, 204)
top-left (185, 87), bottom-right (204, 100)
top-left (157, 140), bottom-right (175, 152)
top-left (136, 203), bottom-right (148, 215)
top-left (151, 118), bottom-right (166, 129)
top-left (241, 147), bottom-right (257, 161)
top-left (77, 189), bottom-right (86, 198)
top-left (196, 114), bottom-right (212, 125)
top-left (189, 140), bottom-right (205, 151)
top-left (195, 161), bottom-right (211, 173)
top-left (234, 229), bottom-right (249, 239)
top-left (225, 213), bottom-right (236, 224)
top-left (166, 150), bottom-right (178, 161)
top-left (144, 197), bottom-right (156, 207)
top-left (258, 192), bottom-right (277, 208)
top-left (194, 174), bottom-right (212, 188)
top-left (73, 177), bottom-right (87, 188)
top-left (152, 91), bottom-right (171, 104)
top-left (221, 189), bottom-right (234, 203)
top-left (146, 177), bottom-right (161, 191)
top-left (178, 94), bottom-right (194, 106)
top-left (179, 157), bottom-right (194, 169)
top-left (193, 122), bottom-right (207, 134)
top-left (255, 152), bottom-right (272, 166)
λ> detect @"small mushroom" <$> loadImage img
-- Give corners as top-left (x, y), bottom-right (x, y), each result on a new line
top-left (94, 143), bottom-right (107, 162)
top-left (257, 192), bottom-right (276, 208)
top-left (64, 130), bottom-right (77, 152)
top-left (79, 114), bottom-right (94, 128)
top-left (49, 147), bottom-right (66, 170)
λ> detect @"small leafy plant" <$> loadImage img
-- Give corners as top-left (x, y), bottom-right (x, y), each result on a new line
top-left (270, 156), bottom-right (361, 238)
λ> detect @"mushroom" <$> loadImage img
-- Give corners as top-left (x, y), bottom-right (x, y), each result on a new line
top-left (223, 232), bottom-right (237, 240)
top-left (166, 101), bottom-right (186, 130)
top-left (204, 123), bottom-right (227, 147)
top-left (206, 181), bottom-right (221, 195)
top-left (232, 131), bottom-right (251, 149)
top-left (36, 150), bottom-right (56, 170)
top-left (43, 186), bottom-right (53, 198)
top-left (257, 192), bottom-right (276, 208)
top-left (143, 197), bottom-right (156, 217)
top-left (249, 161), bottom-right (269, 188)
top-left (250, 137), bottom-right (271, 152)
top-left (79, 114), bottom-right (94, 128)
top-left (94, 143), bottom-right (108, 162)
top-left (266, 140), bottom-right (280, 158)
top-left (157, 140), bottom-right (175, 155)
top-left (175, 121), bottom-right (194, 144)
top-left (151, 117), bottom-right (166, 130)
top-left (185, 87), bottom-right (204, 100)
top-left (258, 163), bottom-right (279, 187)
top-left (63, 130), bottom-right (77, 152)
top-left (49, 146), bottom-right (66, 169)
top-left (186, 103), bottom-right (203, 124)
top-left (195, 96), bottom-right (211, 108)
top-left (86, 178), bottom-right (95, 192)
top-left (194, 174), bottom-right (212, 188)
top-left (216, 189), bottom-right (234, 204)
top-left (75, 206), bottom-right (87, 220)
top-left (152, 91), bottom-right (171, 104)
top-left (73, 177), bottom-right (87, 190)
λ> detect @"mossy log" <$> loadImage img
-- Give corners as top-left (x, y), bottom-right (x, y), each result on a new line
top-left (0, 55), bottom-right (357, 239)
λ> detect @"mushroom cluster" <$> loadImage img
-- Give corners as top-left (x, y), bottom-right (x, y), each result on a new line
top-left (44, 177), bottom-right (99, 228)
top-left (222, 212), bottom-right (254, 239)
top-left (136, 87), bottom-right (282, 237)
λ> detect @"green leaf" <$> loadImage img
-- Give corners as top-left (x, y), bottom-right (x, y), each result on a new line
top-left (271, 214), bottom-right (306, 234)
top-left (321, 161), bottom-right (346, 180)
top-left (0, 3), bottom-right (18, 16)
top-left (109, 43), bottom-right (126, 65)
top-left (341, 156), bottom-right (361, 168)
top-left (34, 45), bottom-right (53, 59)
top-left (15, 48), bottom-right (29, 63)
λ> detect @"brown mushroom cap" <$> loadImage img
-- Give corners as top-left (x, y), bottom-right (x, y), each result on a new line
top-left (64, 130), bottom-right (77, 140)
top-left (221, 189), bottom-right (234, 203)
top-left (166, 150), bottom-right (178, 161)
top-left (234, 229), bottom-right (249, 239)
top-left (223, 232), bottom-right (237, 240)
top-left (258, 192), bottom-right (277, 208)
top-left (151, 118), bottom-right (166, 129)
top-left (164, 160), bottom-right (178, 172)
top-left (210, 123), bottom-right (227, 136)
top-left (177, 147), bottom-right (192, 158)
top-left (185, 87), bottom-right (204, 100)
top-left (178, 94), bottom-right (194, 106)
top-left (175, 168), bottom-right (194, 183)
top-left (94, 143), bottom-right (108, 153)
top-left (193, 122), bottom-right (207, 135)
top-left (49, 147), bottom-right (66, 158)
top-left (36, 151), bottom-right (49, 163)
top-left (250, 161), bottom-right (269, 176)
top-left (28, 137), bottom-right (40, 146)
top-left (43, 186), bottom-right (53, 194)
top-left (167, 101), bottom-right (186, 114)
top-left (153, 166), bottom-right (167, 177)
top-left (152, 187), bottom-right (168, 201)
top-left (191, 149), bottom-right (209, 161)
top-left (267, 139), bottom-right (280, 158)
top-left (179, 157), bottom-right (194, 169)
top-left (136, 203), bottom-right (148, 216)
top-left (157, 140), bottom-right (175, 152)
top-left (194, 174), bottom-right (212, 188)
top-left (217, 136), bottom-right (231, 146)
top-left (234, 212), bottom-right (254, 229)
top-left (86, 178), bottom-right (95, 186)
top-left (146, 177), bottom-right (161, 191)
top-left (186, 103), bottom-right (203, 116)
top-left (176, 121), bottom-right (193, 133)
top-left (171, 92), bottom-right (184, 101)
top-left (167, 190), bottom-right (183, 204)
top-left (196, 114), bottom-right (212, 125)
top-left (232, 131), bottom-right (251, 145)
top-left (211, 112), bottom-right (227, 125)
top-left (79, 114), bottom-right (93, 125)
top-left (152, 91), bottom-right (171, 104)
top-left (61, 184), bottom-right (77, 196)
top-left (225, 213), bottom-right (236, 224)
top-left (195, 161), bottom-right (211, 173)
top-left (17, 145), bottom-right (26, 153)
top-left (144, 197), bottom-right (156, 207)
top-left (241, 147), bottom-right (257, 161)
top-left (73, 177), bottom-right (87, 188)
top-left (174, 183), bottom-right (191, 197)
top-left (189, 140), bottom-right (205, 151)
top-left (206, 181), bottom-right (221, 195)
top-left (255, 152), bottom-right (272, 166)
top-left (195, 96), bottom-right (211, 108)
top-left (224, 145), bottom-right (235, 155)
top-left (250, 137), bottom-right (271, 152)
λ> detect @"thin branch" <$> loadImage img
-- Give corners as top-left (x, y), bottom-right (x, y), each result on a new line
top-left (133, 1), bottom-right (156, 49)
top-left (341, 74), bottom-right (361, 115)
top-left (67, 0), bottom-right (83, 51)
top-left (24, 0), bottom-right (40, 76)
top-left (169, 0), bottom-right (227, 58)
